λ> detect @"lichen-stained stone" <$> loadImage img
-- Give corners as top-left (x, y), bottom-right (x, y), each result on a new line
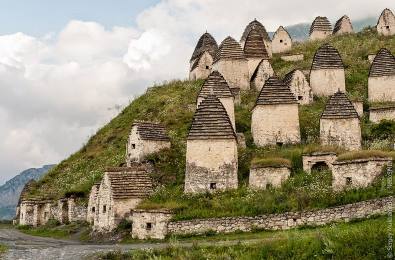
top-left (302, 152), bottom-right (338, 173)
top-left (376, 8), bottom-right (395, 36)
top-left (369, 105), bottom-right (395, 123)
top-left (332, 158), bottom-right (391, 190)
top-left (213, 36), bottom-right (249, 90)
top-left (309, 16), bottom-right (332, 40)
top-left (87, 183), bottom-right (100, 224)
top-left (310, 44), bottom-right (345, 96)
top-left (185, 95), bottom-right (238, 194)
top-left (197, 71), bottom-right (235, 129)
top-left (126, 121), bottom-right (170, 164)
top-left (94, 166), bottom-right (153, 232)
top-left (283, 69), bottom-right (312, 105)
top-left (250, 59), bottom-right (274, 91)
top-left (252, 77), bottom-right (300, 146)
top-left (272, 26), bottom-right (292, 54)
top-left (320, 91), bottom-right (361, 150)
top-left (368, 48), bottom-right (395, 102)
top-left (249, 166), bottom-right (290, 190)
top-left (333, 15), bottom-right (354, 35)
top-left (189, 32), bottom-right (218, 80)
top-left (130, 209), bottom-right (173, 240)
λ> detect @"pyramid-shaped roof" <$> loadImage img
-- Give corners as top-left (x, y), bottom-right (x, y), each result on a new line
top-left (377, 8), bottom-right (395, 25)
top-left (198, 71), bottom-right (233, 99)
top-left (311, 43), bottom-right (344, 70)
top-left (190, 32), bottom-right (218, 62)
top-left (273, 26), bottom-right (291, 40)
top-left (214, 36), bottom-right (245, 62)
top-left (321, 91), bottom-right (358, 119)
top-left (106, 166), bottom-right (153, 200)
top-left (241, 19), bottom-right (271, 42)
top-left (188, 95), bottom-right (236, 140)
top-left (243, 27), bottom-right (269, 59)
top-left (255, 76), bottom-right (297, 106)
top-left (309, 16), bottom-right (332, 35)
top-left (132, 121), bottom-right (170, 141)
top-left (18, 180), bottom-right (36, 204)
top-left (369, 48), bottom-right (395, 77)
top-left (283, 69), bottom-right (302, 87)
top-left (333, 15), bottom-right (353, 34)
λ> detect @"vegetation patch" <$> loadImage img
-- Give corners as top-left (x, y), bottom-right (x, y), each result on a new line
top-left (18, 221), bottom-right (90, 239)
top-left (336, 150), bottom-right (395, 162)
top-left (251, 157), bottom-right (292, 168)
top-left (0, 244), bottom-right (8, 255)
top-left (97, 216), bottom-right (393, 259)
top-left (302, 144), bottom-right (344, 155)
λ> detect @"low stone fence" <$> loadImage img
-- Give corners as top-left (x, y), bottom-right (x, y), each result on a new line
top-left (167, 197), bottom-right (392, 236)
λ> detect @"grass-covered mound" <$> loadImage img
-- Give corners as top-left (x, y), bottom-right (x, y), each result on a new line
top-left (337, 150), bottom-right (395, 161)
top-left (251, 157), bottom-right (292, 168)
top-left (99, 216), bottom-right (393, 259)
top-left (27, 30), bottom-right (395, 214)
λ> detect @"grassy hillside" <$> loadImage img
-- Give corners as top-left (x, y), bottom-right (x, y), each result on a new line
top-left (27, 29), bottom-right (395, 213)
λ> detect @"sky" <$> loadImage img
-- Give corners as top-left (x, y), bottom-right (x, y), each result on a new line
top-left (0, 0), bottom-right (393, 184)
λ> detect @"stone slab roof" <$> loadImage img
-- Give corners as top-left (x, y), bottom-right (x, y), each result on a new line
top-left (18, 180), bottom-right (36, 205)
top-left (369, 48), bottom-right (395, 77)
top-left (311, 44), bottom-right (344, 70)
top-left (106, 167), bottom-right (153, 200)
top-left (283, 69), bottom-right (299, 87)
top-left (188, 95), bottom-right (236, 140)
top-left (243, 27), bottom-right (269, 59)
top-left (321, 91), bottom-right (359, 119)
top-left (255, 76), bottom-right (297, 106)
top-left (333, 15), bottom-right (353, 34)
top-left (198, 71), bottom-right (233, 99)
top-left (309, 16), bottom-right (332, 35)
top-left (132, 122), bottom-right (170, 142)
top-left (190, 32), bottom-right (218, 62)
top-left (241, 19), bottom-right (271, 42)
top-left (214, 36), bottom-right (245, 63)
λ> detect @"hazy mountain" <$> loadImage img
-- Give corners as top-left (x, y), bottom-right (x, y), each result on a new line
top-left (0, 165), bottom-right (55, 220)
top-left (268, 16), bottom-right (377, 41)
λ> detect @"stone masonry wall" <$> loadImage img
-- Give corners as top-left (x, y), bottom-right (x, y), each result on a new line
top-left (310, 31), bottom-right (331, 41)
top-left (368, 75), bottom-right (395, 102)
top-left (168, 197), bottom-right (392, 236)
top-left (251, 60), bottom-right (274, 91)
top-left (288, 70), bottom-right (312, 105)
top-left (377, 10), bottom-right (395, 36)
top-left (249, 167), bottom-right (290, 189)
top-left (320, 118), bottom-right (361, 150)
top-left (130, 209), bottom-right (173, 240)
top-left (369, 107), bottom-right (395, 123)
top-left (212, 59), bottom-right (249, 90)
top-left (189, 51), bottom-right (213, 80)
top-left (272, 30), bottom-right (292, 54)
top-left (302, 153), bottom-right (337, 173)
top-left (310, 69), bottom-right (345, 97)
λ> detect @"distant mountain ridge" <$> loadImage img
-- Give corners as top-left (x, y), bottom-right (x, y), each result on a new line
top-left (0, 165), bottom-right (55, 220)
top-left (268, 17), bottom-right (377, 41)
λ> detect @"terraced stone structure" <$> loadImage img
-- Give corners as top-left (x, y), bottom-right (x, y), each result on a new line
top-left (368, 48), bottom-right (395, 102)
top-left (126, 121), bottom-right (171, 164)
top-left (243, 27), bottom-right (271, 83)
top-left (272, 26), bottom-right (292, 54)
top-left (377, 8), bottom-right (395, 36)
top-left (87, 182), bottom-right (100, 224)
top-left (302, 152), bottom-right (338, 173)
top-left (240, 19), bottom-right (272, 57)
top-left (310, 44), bottom-right (345, 96)
top-left (197, 71), bottom-right (235, 129)
top-left (94, 166), bottom-right (153, 231)
top-left (212, 36), bottom-right (249, 90)
top-left (332, 157), bottom-right (391, 190)
top-left (189, 32), bottom-right (218, 80)
top-left (309, 16), bottom-right (332, 40)
top-left (320, 91), bottom-right (361, 150)
top-left (185, 95), bottom-right (238, 194)
top-left (333, 15), bottom-right (353, 35)
top-left (252, 77), bottom-right (300, 146)
top-left (283, 69), bottom-right (312, 105)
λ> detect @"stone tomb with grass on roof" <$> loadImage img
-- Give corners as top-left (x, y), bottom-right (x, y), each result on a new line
top-left (251, 76), bottom-right (300, 147)
top-left (185, 95), bottom-right (238, 194)
top-left (126, 121), bottom-right (171, 164)
top-left (310, 43), bottom-right (345, 97)
top-left (189, 32), bottom-right (218, 80)
top-left (320, 91), bottom-right (361, 151)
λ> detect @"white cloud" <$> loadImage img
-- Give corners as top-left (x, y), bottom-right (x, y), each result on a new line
top-left (0, 0), bottom-right (393, 183)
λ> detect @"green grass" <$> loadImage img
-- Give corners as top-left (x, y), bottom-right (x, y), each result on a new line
top-left (17, 221), bottom-right (90, 239)
top-left (26, 30), bottom-right (395, 216)
top-left (98, 216), bottom-right (394, 259)
top-left (337, 150), bottom-right (395, 161)
top-left (0, 244), bottom-right (7, 255)
top-left (251, 157), bottom-right (291, 168)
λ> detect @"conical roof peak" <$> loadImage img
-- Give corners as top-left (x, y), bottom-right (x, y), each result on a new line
top-left (190, 32), bottom-right (218, 62)
top-left (188, 95), bottom-right (236, 140)
top-left (369, 48), bottom-right (395, 77)
top-left (255, 76), bottom-right (297, 105)
top-left (310, 16), bottom-right (332, 35)
top-left (198, 71), bottom-right (233, 98)
top-left (241, 19), bottom-right (271, 42)
top-left (321, 91), bottom-right (358, 119)
top-left (311, 43), bottom-right (344, 70)
top-left (243, 27), bottom-right (269, 59)
top-left (214, 36), bottom-right (245, 62)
